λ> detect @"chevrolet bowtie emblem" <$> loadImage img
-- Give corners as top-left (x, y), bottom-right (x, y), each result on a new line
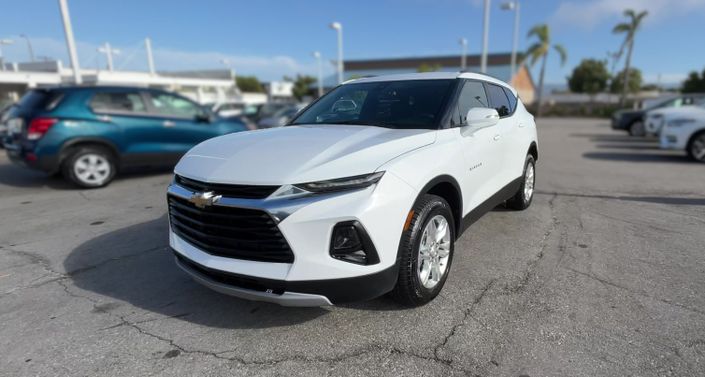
top-left (188, 191), bottom-right (221, 208)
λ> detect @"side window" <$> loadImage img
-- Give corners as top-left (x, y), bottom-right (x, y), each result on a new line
top-left (150, 93), bottom-right (201, 118)
top-left (91, 92), bottom-right (146, 113)
top-left (486, 84), bottom-right (512, 117)
top-left (502, 87), bottom-right (518, 114)
top-left (451, 80), bottom-right (489, 127)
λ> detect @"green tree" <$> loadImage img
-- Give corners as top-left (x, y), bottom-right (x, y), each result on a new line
top-left (613, 9), bottom-right (648, 105)
top-left (682, 69), bottom-right (705, 93)
top-left (524, 24), bottom-right (567, 117)
top-left (288, 75), bottom-right (317, 101)
top-left (568, 59), bottom-right (610, 97)
top-left (568, 59), bottom-right (610, 113)
top-left (235, 76), bottom-right (264, 93)
top-left (610, 68), bottom-right (642, 94)
top-left (417, 63), bottom-right (441, 73)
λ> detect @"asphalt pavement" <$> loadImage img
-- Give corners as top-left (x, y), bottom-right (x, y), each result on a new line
top-left (1, 118), bottom-right (704, 376)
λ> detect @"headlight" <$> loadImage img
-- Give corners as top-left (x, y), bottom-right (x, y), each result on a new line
top-left (667, 119), bottom-right (696, 128)
top-left (295, 171), bottom-right (385, 193)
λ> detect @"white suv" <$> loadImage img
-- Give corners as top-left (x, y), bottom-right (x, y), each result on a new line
top-left (167, 72), bottom-right (538, 307)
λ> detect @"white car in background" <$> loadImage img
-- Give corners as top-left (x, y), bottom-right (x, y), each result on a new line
top-left (660, 110), bottom-right (705, 162)
top-left (166, 72), bottom-right (538, 307)
top-left (645, 98), bottom-right (705, 136)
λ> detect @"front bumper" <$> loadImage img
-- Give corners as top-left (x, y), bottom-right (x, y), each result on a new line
top-left (168, 172), bottom-right (416, 305)
top-left (660, 131), bottom-right (686, 150)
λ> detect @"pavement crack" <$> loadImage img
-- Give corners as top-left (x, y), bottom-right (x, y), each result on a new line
top-left (564, 266), bottom-right (705, 317)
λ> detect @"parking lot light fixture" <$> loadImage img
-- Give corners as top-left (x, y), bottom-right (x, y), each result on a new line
top-left (459, 38), bottom-right (468, 70)
top-left (313, 51), bottom-right (323, 97)
top-left (58, 0), bottom-right (81, 84)
top-left (501, 1), bottom-right (520, 80)
top-left (329, 22), bottom-right (343, 84)
top-left (0, 39), bottom-right (15, 71)
top-left (97, 42), bottom-right (120, 72)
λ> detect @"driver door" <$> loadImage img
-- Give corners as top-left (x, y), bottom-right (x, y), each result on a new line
top-left (144, 91), bottom-right (218, 160)
top-left (452, 79), bottom-right (505, 212)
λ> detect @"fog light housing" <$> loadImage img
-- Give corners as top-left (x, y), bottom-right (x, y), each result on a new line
top-left (330, 221), bottom-right (379, 265)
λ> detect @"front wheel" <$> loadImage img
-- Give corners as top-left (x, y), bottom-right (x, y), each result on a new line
top-left (391, 194), bottom-right (455, 307)
top-left (62, 146), bottom-right (117, 188)
top-left (687, 132), bottom-right (705, 163)
top-left (629, 121), bottom-right (646, 137)
top-left (506, 155), bottom-right (536, 210)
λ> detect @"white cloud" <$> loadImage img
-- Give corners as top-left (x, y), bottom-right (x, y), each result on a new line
top-left (552, 0), bottom-right (705, 29)
top-left (0, 36), bottom-right (323, 81)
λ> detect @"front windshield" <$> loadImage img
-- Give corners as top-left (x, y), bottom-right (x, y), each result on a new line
top-left (291, 79), bottom-right (455, 129)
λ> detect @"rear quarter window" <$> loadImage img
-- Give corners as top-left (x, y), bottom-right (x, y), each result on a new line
top-left (502, 87), bottom-right (518, 114)
top-left (17, 90), bottom-right (65, 111)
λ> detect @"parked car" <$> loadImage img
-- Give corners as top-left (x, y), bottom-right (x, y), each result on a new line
top-left (644, 98), bottom-right (705, 136)
top-left (207, 101), bottom-right (263, 118)
top-left (250, 102), bottom-right (292, 122)
top-left (257, 103), bottom-right (307, 128)
top-left (3, 86), bottom-right (249, 188)
top-left (612, 94), bottom-right (705, 136)
top-left (167, 72), bottom-right (538, 307)
top-left (660, 110), bottom-right (705, 162)
top-left (0, 103), bottom-right (14, 148)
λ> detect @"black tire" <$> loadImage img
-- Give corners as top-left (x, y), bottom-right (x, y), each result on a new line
top-left (61, 145), bottom-right (117, 188)
top-left (687, 132), bottom-right (705, 163)
top-left (628, 120), bottom-right (646, 137)
top-left (506, 155), bottom-right (536, 210)
top-left (390, 194), bottom-right (455, 307)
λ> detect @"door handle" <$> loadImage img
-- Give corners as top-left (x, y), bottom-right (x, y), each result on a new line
top-left (493, 134), bottom-right (501, 141)
top-left (97, 115), bottom-right (112, 123)
top-left (518, 123), bottom-right (526, 128)
top-left (163, 120), bottom-right (176, 128)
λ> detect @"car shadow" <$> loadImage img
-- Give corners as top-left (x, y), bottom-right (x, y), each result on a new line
top-left (570, 133), bottom-right (658, 143)
top-left (0, 162), bottom-right (174, 190)
top-left (64, 214), bottom-right (332, 329)
top-left (582, 151), bottom-right (692, 164)
top-left (536, 190), bottom-right (705, 206)
top-left (594, 143), bottom-right (663, 150)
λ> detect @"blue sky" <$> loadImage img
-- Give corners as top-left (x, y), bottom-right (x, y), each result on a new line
top-left (0, 0), bottom-right (704, 85)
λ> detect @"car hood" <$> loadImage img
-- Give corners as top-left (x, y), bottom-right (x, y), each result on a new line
top-left (649, 106), bottom-right (705, 119)
top-left (174, 124), bottom-right (437, 185)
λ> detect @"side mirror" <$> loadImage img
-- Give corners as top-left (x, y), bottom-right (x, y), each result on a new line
top-left (464, 107), bottom-right (499, 130)
top-left (195, 109), bottom-right (214, 123)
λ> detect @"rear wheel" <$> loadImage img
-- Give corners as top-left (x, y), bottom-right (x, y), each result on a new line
top-left (391, 194), bottom-right (455, 307)
top-left (506, 155), bottom-right (536, 210)
top-left (62, 146), bottom-right (117, 188)
top-left (687, 132), bottom-right (705, 163)
top-left (629, 120), bottom-right (646, 136)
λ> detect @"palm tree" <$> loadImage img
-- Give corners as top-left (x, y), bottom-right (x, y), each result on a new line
top-left (524, 24), bottom-right (567, 117)
top-left (613, 9), bottom-right (648, 105)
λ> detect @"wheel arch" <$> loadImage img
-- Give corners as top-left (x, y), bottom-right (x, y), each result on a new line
top-left (415, 175), bottom-right (463, 236)
top-left (528, 141), bottom-right (539, 162)
top-left (59, 137), bottom-right (121, 166)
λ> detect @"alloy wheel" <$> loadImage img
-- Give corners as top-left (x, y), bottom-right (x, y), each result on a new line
top-left (73, 153), bottom-right (111, 186)
top-left (692, 135), bottom-right (705, 162)
top-left (417, 215), bottom-right (452, 289)
top-left (524, 162), bottom-right (535, 202)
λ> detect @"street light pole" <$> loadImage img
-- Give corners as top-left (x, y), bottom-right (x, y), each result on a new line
top-left (58, 0), bottom-right (82, 84)
top-left (313, 51), bottom-right (323, 97)
top-left (19, 34), bottom-right (35, 62)
top-left (501, 1), bottom-right (520, 81)
top-left (480, 0), bottom-right (490, 73)
top-left (459, 38), bottom-right (468, 70)
top-left (97, 42), bottom-right (120, 71)
top-left (0, 39), bottom-right (14, 71)
top-left (329, 22), bottom-right (343, 84)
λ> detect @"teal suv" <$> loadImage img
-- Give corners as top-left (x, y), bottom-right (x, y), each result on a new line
top-left (3, 86), bottom-right (249, 187)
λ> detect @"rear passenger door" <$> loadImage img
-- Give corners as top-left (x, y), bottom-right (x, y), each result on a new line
top-left (484, 83), bottom-right (523, 184)
top-left (89, 90), bottom-right (174, 166)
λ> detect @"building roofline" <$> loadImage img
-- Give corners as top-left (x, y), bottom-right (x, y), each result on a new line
top-left (344, 53), bottom-right (518, 70)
